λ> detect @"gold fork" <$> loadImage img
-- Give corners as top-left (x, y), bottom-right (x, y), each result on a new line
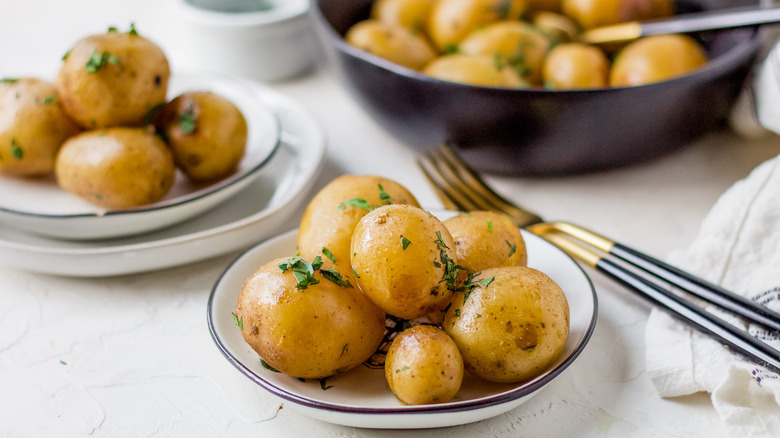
top-left (417, 144), bottom-right (780, 372)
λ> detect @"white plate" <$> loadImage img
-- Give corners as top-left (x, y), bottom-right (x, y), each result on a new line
top-left (0, 84), bottom-right (324, 277)
top-left (0, 72), bottom-right (281, 240)
top-left (208, 225), bottom-right (598, 429)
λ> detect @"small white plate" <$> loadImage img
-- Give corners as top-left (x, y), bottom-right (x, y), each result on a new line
top-left (0, 84), bottom-right (324, 277)
top-left (207, 225), bottom-right (598, 429)
top-left (0, 72), bottom-right (281, 240)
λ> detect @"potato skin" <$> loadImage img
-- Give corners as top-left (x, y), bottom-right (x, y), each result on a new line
top-left (444, 211), bottom-right (527, 272)
top-left (0, 78), bottom-right (80, 176)
top-left (385, 325), bottom-right (464, 404)
top-left (345, 20), bottom-right (436, 70)
top-left (428, 0), bottom-right (526, 51)
top-left (158, 91), bottom-right (247, 181)
top-left (443, 266), bottom-right (569, 383)
top-left (297, 175), bottom-right (419, 266)
top-left (423, 54), bottom-right (529, 88)
top-left (55, 127), bottom-right (175, 209)
top-left (56, 28), bottom-right (170, 129)
top-left (609, 34), bottom-right (708, 87)
top-left (234, 257), bottom-right (386, 379)
top-left (351, 204), bottom-right (457, 319)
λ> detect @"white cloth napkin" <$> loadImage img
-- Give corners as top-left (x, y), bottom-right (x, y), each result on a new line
top-left (644, 154), bottom-right (780, 437)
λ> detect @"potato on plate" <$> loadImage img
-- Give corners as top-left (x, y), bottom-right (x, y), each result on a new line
top-left (444, 211), bottom-right (527, 272)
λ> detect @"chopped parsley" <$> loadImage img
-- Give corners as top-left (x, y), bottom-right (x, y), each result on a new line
top-left (42, 96), bottom-right (56, 104)
top-left (444, 44), bottom-right (459, 54)
top-left (320, 268), bottom-right (352, 288)
top-left (395, 365), bottom-right (410, 373)
top-left (487, 219), bottom-right (493, 232)
top-left (455, 309), bottom-right (461, 317)
top-left (231, 312), bottom-right (243, 330)
top-left (461, 274), bottom-right (495, 304)
top-left (319, 377), bottom-right (333, 390)
top-left (322, 247), bottom-right (336, 263)
top-left (278, 256), bottom-right (321, 290)
top-left (179, 103), bottom-right (197, 134)
top-left (10, 138), bottom-right (23, 160)
top-left (59, 360), bottom-right (67, 365)
top-left (128, 22), bottom-right (138, 36)
top-left (433, 231), bottom-right (449, 249)
top-left (378, 183), bottom-right (393, 205)
top-left (0, 78), bottom-right (18, 84)
top-left (260, 359), bottom-right (280, 372)
top-left (401, 236), bottom-right (412, 250)
top-left (506, 240), bottom-right (517, 258)
top-left (85, 50), bottom-right (120, 73)
top-left (338, 198), bottom-right (373, 212)
top-left (351, 266), bottom-right (360, 278)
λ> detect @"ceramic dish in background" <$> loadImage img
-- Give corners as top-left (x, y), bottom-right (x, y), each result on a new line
top-left (0, 83), bottom-right (324, 277)
top-left (311, 0), bottom-right (761, 175)
top-left (208, 225), bottom-right (598, 429)
top-left (168, 0), bottom-right (318, 82)
top-left (0, 72), bottom-right (281, 241)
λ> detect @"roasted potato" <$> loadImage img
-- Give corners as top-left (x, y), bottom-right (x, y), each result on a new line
top-left (428, 0), bottom-right (526, 51)
top-left (443, 266), bottom-right (570, 383)
top-left (385, 325), bottom-right (464, 404)
top-left (423, 54), bottom-right (529, 88)
top-left (0, 78), bottom-right (80, 176)
top-left (458, 20), bottom-right (553, 86)
top-left (345, 20), bottom-right (437, 70)
top-left (56, 25), bottom-right (170, 129)
top-left (55, 127), bottom-right (175, 209)
top-left (371, 0), bottom-right (435, 33)
top-left (543, 43), bottom-right (609, 89)
top-left (156, 91), bottom-right (247, 181)
top-left (351, 204), bottom-right (457, 319)
top-left (234, 256), bottom-right (386, 379)
top-left (444, 211), bottom-right (527, 272)
top-left (610, 34), bottom-right (708, 87)
top-left (297, 175), bottom-right (419, 265)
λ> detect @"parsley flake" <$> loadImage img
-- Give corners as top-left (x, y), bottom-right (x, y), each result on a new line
top-left (351, 266), bottom-right (360, 278)
top-left (378, 183), bottom-right (393, 205)
top-left (278, 256), bottom-right (321, 290)
top-left (128, 22), bottom-right (139, 36)
top-left (320, 268), bottom-right (352, 288)
top-left (506, 240), bottom-right (517, 258)
top-left (401, 236), bottom-right (412, 250)
top-left (42, 96), bottom-right (56, 104)
top-left (260, 359), bottom-right (280, 372)
top-left (319, 377), bottom-right (333, 390)
top-left (455, 309), bottom-right (461, 317)
top-left (10, 138), bottom-right (23, 160)
top-left (338, 198), bottom-right (373, 212)
top-left (59, 360), bottom-right (67, 365)
top-left (433, 231), bottom-right (449, 249)
top-left (487, 219), bottom-right (493, 232)
top-left (0, 78), bottom-right (18, 84)
top-left (395, 365), bottom-right (410, 373)
top-left (231, 312), bottom-right (243, 330)
top-left (322, 247), bottom-right (336, 263)
top-left (85, 50), bottom-right (120, 73)
top-left (179, 103), bottom-right (197, 134)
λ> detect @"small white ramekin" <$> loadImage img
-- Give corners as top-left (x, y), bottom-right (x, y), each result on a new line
top-left (168, 0), bottom-right (317, 82)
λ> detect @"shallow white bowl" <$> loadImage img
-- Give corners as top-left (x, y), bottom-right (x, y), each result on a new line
top-left (207, 222), bottom-right (598, 429)
top-left (0, 72), bottom-right (280, 241)
top-left (168, 0), bottom-right (318, 82)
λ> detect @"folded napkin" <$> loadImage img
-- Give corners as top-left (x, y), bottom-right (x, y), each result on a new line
top-left (645, 153), bottom-right (780, 437)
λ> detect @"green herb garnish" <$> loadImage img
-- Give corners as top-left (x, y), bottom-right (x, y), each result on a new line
top-left (278, 256), bottom-right (321, 290)
top-left (401, 236), bottom-right (412, 250)
top-left (319, 378), bottom-right (333, 390)
top-left (0, 78), bottom-right (18, 84)
top-left (261, 359), bottom-right (280, 372)
top-left (128, 22), bottom-right (138, 36)
top-left (322, 247), bottom-right (336, 263)
top-left (506, 240), bottom-right (516, 258)
top-left (487, 219), bottom-right (493, 232)
top-left (85, 50), bottom-right (120, 73)
top-left (42, 96), bottom-right (56, 104)
top-left (395, 365), bottom-right (410, 373)
top-left (59, 360), bottom-right (67, 365)
top-left (320, 268), bottom-right (352, 288)
top-left (378, 183), bottom-right (393, 205)
top-left (433, 231), bottom-right (449, 249)
top-left (179, 103), bottom-right (197, 134)
top-left (232, 312), bottom-right (243, 330)
top-left (351, 266), bottom-right (360, 278)
top-left (10, 138), bottom-right (23, 160)
top-left (338, 198), bottom-right (373, 212)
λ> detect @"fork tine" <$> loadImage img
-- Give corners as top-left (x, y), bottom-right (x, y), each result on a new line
top-left (417, 152), bottom-right (476, 211)
top-left (428, 148), bottom-right (504, 212)
top-left (437, 145), bottom-right (544, 226)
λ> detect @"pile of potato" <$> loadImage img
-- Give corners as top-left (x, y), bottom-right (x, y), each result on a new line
top-left (234, 175), bottom-right (570, 405)
top-left (344, 0), bottom-right (709, 89)
top-left (0, 25), bottom-right (247, 210)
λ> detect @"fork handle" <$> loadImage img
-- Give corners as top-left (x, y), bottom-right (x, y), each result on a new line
top-left (597, 258), bottom-right (780, 373)
top-left (611, 243), bottom-right (780, 333)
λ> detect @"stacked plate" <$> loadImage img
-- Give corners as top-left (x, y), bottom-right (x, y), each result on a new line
top-left (0, 72), bottom-right (325, 277)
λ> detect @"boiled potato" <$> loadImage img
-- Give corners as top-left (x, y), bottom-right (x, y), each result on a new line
top-left (428, 0), bottom-right (526, 51)
top-left (458, 20), bottom-right (553, 85)
top-left (351, 204), bottom-right (457, 319)
top-left (345, 20), bottom-right (437, 70)
top-left (297, 175), bottom-right (419, 266)
top-left (234, 256), bottom-right (386, 379)
top-left (444, 211), bottom-right (527, 271)
top-left (423, 54), bottom-right (529, 88)
top-left (610, 34), bottom-right (708, 87)
top-left (385, 325), bottom-right (464, 404)
top-left (0, 78), bottom-right (80, 176)
top-left (55, 127), bottom-right (175, 209)
top-left (531, 11), bottom-right (580, 43)
top-left (562, 0), bottom-right (673, 29)
top-left (543, 43), bottom-right (609, 89)
top-left (156, 91), bottom-right (247, 181)
top-left (443, 266), bottom-right (569, 383)
top-left (57, 25), bottom-right (170, 129)
top-left (371, 0), bottom-right (435, 33)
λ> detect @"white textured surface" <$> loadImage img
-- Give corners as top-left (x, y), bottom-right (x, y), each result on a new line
top-left (2, 1), bottom-right (780, 436)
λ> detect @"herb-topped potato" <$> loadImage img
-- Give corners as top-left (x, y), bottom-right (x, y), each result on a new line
top-left (443, 211), bottom-right (527, 272)
top-left (234, 256), bottom-right (386, 379)
top-left (297, 175), bottom-right (420, 266)
top-left (56, 24), bottom-right (170, 129)
top-left (351, 204), bottom-right (458, 319)
top-left (55, 127), bottom-right (175, 209)
top-left (156, 91), bottom-right (248, 182)
top-left (0, 78), bottom-right (80, 176)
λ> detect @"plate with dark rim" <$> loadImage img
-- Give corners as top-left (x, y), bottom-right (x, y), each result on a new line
top-left (207, 220), bottom-right (597, 429)
top-left (0, 72), bottom-right (280, 240)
